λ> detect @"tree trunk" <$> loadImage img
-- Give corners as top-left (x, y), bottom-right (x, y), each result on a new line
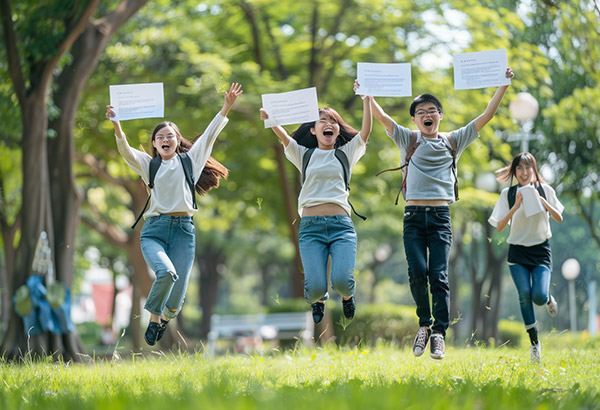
top-left (273, 143), bottom-right (304, 298)
top-left (198, 241), bottom-right (225, 340)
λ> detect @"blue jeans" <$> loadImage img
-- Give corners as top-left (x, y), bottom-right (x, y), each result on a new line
top-left (141, 215), bottom-right (195, 319)
top-left (403, 206), bottom-right (452, 336)
top-left (508, 264), bottom-right (551, 329)
top-left (299, 215), bottom-right (357, 303)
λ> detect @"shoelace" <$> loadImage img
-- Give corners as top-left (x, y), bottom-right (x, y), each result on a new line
top-left (415, 330), bottom-right (428, 347)
top-left (431, 336), bottom-right (444, 351)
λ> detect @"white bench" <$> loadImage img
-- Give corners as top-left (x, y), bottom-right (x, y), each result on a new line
top-left (207, 311), bottom-right (314, 355)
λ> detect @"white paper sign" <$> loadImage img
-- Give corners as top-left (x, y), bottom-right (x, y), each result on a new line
top-left (109, 83), bottom-right (164, 121)
top-left (261, 87), bottom-right (320, 128)
top-left (520, 185), bottom-right (545, 218)
top-left (356, 62), bottom-right (412, 97)
top-left (453, 49), bottom-right (511, 90)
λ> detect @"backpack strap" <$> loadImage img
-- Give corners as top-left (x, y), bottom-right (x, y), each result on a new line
top-left (179, 152), bottom-right (197, 210)
top-left (301, 148), bottom-right (366, 220)
top-left (375, 131), bottom-right (420, 205)
top-left (301, 148), bottom-right (316, 184)
top-left (132, 156), bottom-right (162, 229)
top-left (507, 184), bottom-right (518, 209)
top-left (441, 134), bottom-right (459, 201)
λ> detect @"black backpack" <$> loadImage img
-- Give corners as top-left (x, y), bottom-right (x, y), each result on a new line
top-left (507, 183), bottom-right (546, 209)
top-left (301, 148), bottom-right (366, 220)
top-left (131, 153), bottom-right (196, 229)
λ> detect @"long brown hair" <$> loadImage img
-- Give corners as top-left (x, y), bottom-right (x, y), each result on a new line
top-left (151, 121), bottom-right (229, 195)
top-left (291, 107), bottom-right (359, 148)
top-left (495, 152), bottom-right (545, 185)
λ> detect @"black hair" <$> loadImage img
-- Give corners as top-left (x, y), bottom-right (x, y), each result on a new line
top-left (291, 107), bottom-right (358, 148)
top-left (409, 94), bottom-right (443, 117)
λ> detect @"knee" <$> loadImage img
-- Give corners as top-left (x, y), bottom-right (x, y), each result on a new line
top-left (156, 269), bottom-right (178, 282)
top-left (331, 274), bottom-right (355, 298)
top-left (305, 283), bottom-right (327, 303)
top-left (531, 291), bottom-right (548, 306)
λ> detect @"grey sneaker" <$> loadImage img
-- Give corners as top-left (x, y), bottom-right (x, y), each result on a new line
top-left (430, 334), bottom-right (445, 360)
top-left (412, 327), bottom-right (431, 357)
top-left (546, 295), bottom-right (558, 317)
top-left (531, 342), bottom-right (542, 362)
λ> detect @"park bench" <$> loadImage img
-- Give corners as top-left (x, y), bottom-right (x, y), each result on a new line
top-left (207, 311), bottom-right (314, 355)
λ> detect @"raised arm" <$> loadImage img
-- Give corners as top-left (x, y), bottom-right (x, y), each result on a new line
top-left (106, 105), bottom-right (125, 139)
top-left (220, 82), bottom-right (243, 117)
top-left (259, 108), bottom-right (293, 147)
top-left (474, 67), bottom-right (514, 132)
top-left (354, 79), bottom-right (373, 143)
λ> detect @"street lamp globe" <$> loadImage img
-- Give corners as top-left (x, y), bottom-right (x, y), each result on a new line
top-left (561, 258), bottom-right (581, 281)
top-left (509, 92), bottom-right (539, 124)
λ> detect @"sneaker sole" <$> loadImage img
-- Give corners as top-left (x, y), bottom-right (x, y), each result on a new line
top-left (413, 348), bottom-right (425, 357)
top-left (430, 352), bottom-right (444, 360)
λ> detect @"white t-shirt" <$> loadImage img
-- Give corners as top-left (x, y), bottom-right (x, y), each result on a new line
top-left (116, 113), bottom-right (229, 218)
top-left (284, 135), bottom-right (367, 216)
top-left (487, 183), bottom-right (564, 247)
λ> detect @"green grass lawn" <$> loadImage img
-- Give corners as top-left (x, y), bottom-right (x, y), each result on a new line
top-left (1, 334), bottom-right (599, 410)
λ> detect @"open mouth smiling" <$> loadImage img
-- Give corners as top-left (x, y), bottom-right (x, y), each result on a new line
top-left (323, 130), bottom-right (334, 136)
top-left (424, 120), bottom-right (433, 127)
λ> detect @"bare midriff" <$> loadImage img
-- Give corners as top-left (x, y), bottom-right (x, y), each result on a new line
top-left (302, 203), bottom-right (348, 217)
top-left (165, 211), bottom-right (190, 216)
top-left (406, 200), bottom-right (449, 206)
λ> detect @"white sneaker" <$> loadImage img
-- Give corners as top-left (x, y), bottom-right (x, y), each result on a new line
top-left (430, 334), bottom-right (445, 360)
top-left (531, 342), bottom-right (541, 362)
top-left (546, 295), bottom-right (558, 317)
top-left (412, 327), bottom-right (431, 357)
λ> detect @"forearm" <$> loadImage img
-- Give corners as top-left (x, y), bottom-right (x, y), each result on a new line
top-left (496, 206), bottom-right (517, 232)
top-left (541, 198), bottom-right (563, 223)
top-left (360, 97), bottom-right (372, 143)
top-left (271, 126), bottom-right (292, 147)
top-left (371, 98), bottom-right (395, 135)
top-left (113, 120), bottom-right (125, 139)
top-left (474, 85), bottom-right (509, 131)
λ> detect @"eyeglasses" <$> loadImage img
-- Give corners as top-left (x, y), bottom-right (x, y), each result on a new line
top-left (155, 135), bottom-right (176, 142)
top-left (415, 109), bottom-right (440, 116)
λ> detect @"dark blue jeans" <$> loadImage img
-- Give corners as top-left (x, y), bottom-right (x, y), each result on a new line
top-left (403, 206), bottom-right (452, 336)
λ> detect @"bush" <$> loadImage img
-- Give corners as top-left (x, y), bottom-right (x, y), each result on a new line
top-left (330, 303), bottom-right (418, 347)
top-left (497, 319), bottom-right (524, 348)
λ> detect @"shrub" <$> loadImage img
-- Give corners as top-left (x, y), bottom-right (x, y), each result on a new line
top-left (330, 303), bottom-right (418, 347)
top-left (497, 319), bottom-right (524, 347)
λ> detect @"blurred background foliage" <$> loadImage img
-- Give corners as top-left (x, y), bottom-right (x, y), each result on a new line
top-left (1, 0), bottom-right (598, 353)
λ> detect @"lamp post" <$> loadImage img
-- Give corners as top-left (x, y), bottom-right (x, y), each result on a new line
top-left (561, 258), bottom-right (581, 333)
top-left (508, 92), bottom-right (540, 153)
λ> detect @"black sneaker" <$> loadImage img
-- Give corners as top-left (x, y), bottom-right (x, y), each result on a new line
top-left (430, 333), bottom-right (445, 360)
top-left (156, 318), bottom-right (169, 342)
top-left (311, 302), bottom-right (325, 323)
top-left (144, 322), bottom-right (160, 346)
top-left (342, 296), bottom-right (356, 319)
top-left (412, 326), bottom-right (431, 357)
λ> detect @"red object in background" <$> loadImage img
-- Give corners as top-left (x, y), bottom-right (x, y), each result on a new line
top-left (92, 283), bottom-right (114, 326)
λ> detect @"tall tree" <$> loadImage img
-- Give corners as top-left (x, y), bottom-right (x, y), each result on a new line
top-left (0, 0), bottom-right (147, 360)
